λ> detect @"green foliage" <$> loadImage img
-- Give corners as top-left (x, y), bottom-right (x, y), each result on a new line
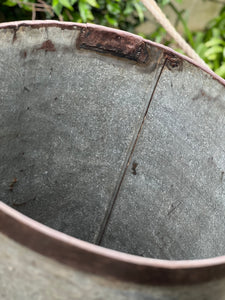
top-left (146, 1), bottom-right (225, 78)
top-left (194, 5), bottom-right (225, 77)
top-left (0, 0), bottom-right (182, 31)
top-left (1, 0), bottom-right (146, 32)
top-left (3, 0), bottom-right (17, 7)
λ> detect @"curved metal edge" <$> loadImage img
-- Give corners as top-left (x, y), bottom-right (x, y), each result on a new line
top-left (0, 20), bottom-right (224, 86)
top-left (147, 39), bottom-right (225, 87)
top-left (1, 201), bottom-right (225, 286)
top-left (1, 20), bottom-right (225, 286)
top-left (0, 19), bottom-right (85, 30)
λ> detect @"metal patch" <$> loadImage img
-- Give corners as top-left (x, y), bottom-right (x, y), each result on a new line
top-left (76, 25), bottom-right (150, 64)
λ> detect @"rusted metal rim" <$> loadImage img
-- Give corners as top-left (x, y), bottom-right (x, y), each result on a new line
top-left (1, 200), bottom-right (225, 286)
top-left (0, 20), bottom-right (225, 86)
top-left (1, 21), bottom-right (225, 286)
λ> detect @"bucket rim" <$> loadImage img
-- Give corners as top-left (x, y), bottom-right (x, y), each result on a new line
top-left (0, 20), bottom-right (225, 87)
top-left (1, 201), bottom-right (225, 286)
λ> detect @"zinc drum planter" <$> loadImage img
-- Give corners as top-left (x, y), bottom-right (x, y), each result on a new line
top-left (1, 21), bottom-right (225, 300)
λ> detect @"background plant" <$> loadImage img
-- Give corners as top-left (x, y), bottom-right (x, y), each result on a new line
top-left (1, 0), bottom-right (146, 32)
top-left (146, 0), bottom-right (225, 77)
top-left (194, 5), bottom-right (225, 77)
top-left (0, 0), bottom-right (182, 30)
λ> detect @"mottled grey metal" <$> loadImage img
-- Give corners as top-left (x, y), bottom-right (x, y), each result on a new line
top-left (101, 60), bottom-right (225, 260)
top-left (1, 21), bottom-right (225, 300)
top-left (1, 22), bottom-right (225, 259)
top-left (0, 24), bottom-right (163, 243)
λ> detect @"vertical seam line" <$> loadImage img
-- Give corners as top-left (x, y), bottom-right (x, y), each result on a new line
top-left (94, 58), bottom-right (167, 245)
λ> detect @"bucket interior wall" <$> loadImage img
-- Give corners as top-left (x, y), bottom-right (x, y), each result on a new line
top-left (1, 24), bottom-right (225, 261)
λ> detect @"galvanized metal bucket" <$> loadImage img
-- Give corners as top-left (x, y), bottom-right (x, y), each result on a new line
top-left (1, 21), bottom-right (225, 300)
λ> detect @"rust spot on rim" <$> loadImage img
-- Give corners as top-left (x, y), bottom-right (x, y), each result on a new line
top-left (76, 25), bottom-right (150, 64)
top-left (164, 51), bottom-right (183, 71)
top-left (36, 40), bottom-right (56, 52)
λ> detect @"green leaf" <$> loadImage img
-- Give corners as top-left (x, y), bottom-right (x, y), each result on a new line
top-left (134, 2), bottom-right (144, 23)
top-left (205, 38), bottom-right (225, 47)
top-left (196, 43), bottom-right (207, 58)
top-left (194, 32), bottom-right (204, 49)
top-left (21, 3), bottom-right (32, 11)
top-left (215, 63), bottom-right (225, 78)
top-left (161, 0), bottom-right (170, 6)
top-left (204, 46), bottom-right (223, 59)
top-left (206, 54), bottom-right (217, 61)
top-left (106, 2), bottom-right (120, 15)
top-left (59, 0), bottom-right (74, 11)
top-left (105, 14), bottom-right (118, 27)
top-left (67, 10), bottom-right (82, 22)
top-left (78, 0), bottom-right (94, 22)
top-left (124, 2), bottom-right (133, 15)
top-left (3, 0), bottom-right (17, 7)
top-left (70, 0), bottom-right (77, 4)
top-left (212, 28), bottom-right (221, 38)
top-left (86, 0), bottom-right (99, 8)
top-left (52, 0), bottom-right (63, 16)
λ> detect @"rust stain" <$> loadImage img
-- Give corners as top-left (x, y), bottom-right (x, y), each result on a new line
top-left (132, 161), bottom-right (138, 175)
top-left (20, 50), bottom-right (27, 59)
top-left (9, 178), bottom-right (17, 192)
top-left (192, 89), bottom-right (218, 102)
top-left (12, 29), bottom-right (17, 43)
top-left (12, 201), bottom-right (27, 207)
top-left (221, 171), bottom-right (224, 182)
top-left (76, 26), bottom-right (150, 64)
top-left (36, 40), bottom-right (56, 52)
top-left (12, 196), bottom-right (36, 207)
top-left (164, 52), bottom-right (183, 71)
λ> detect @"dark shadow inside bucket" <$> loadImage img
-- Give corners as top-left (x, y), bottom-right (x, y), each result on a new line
top-left (1, 25), bottom-right (225, 261)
